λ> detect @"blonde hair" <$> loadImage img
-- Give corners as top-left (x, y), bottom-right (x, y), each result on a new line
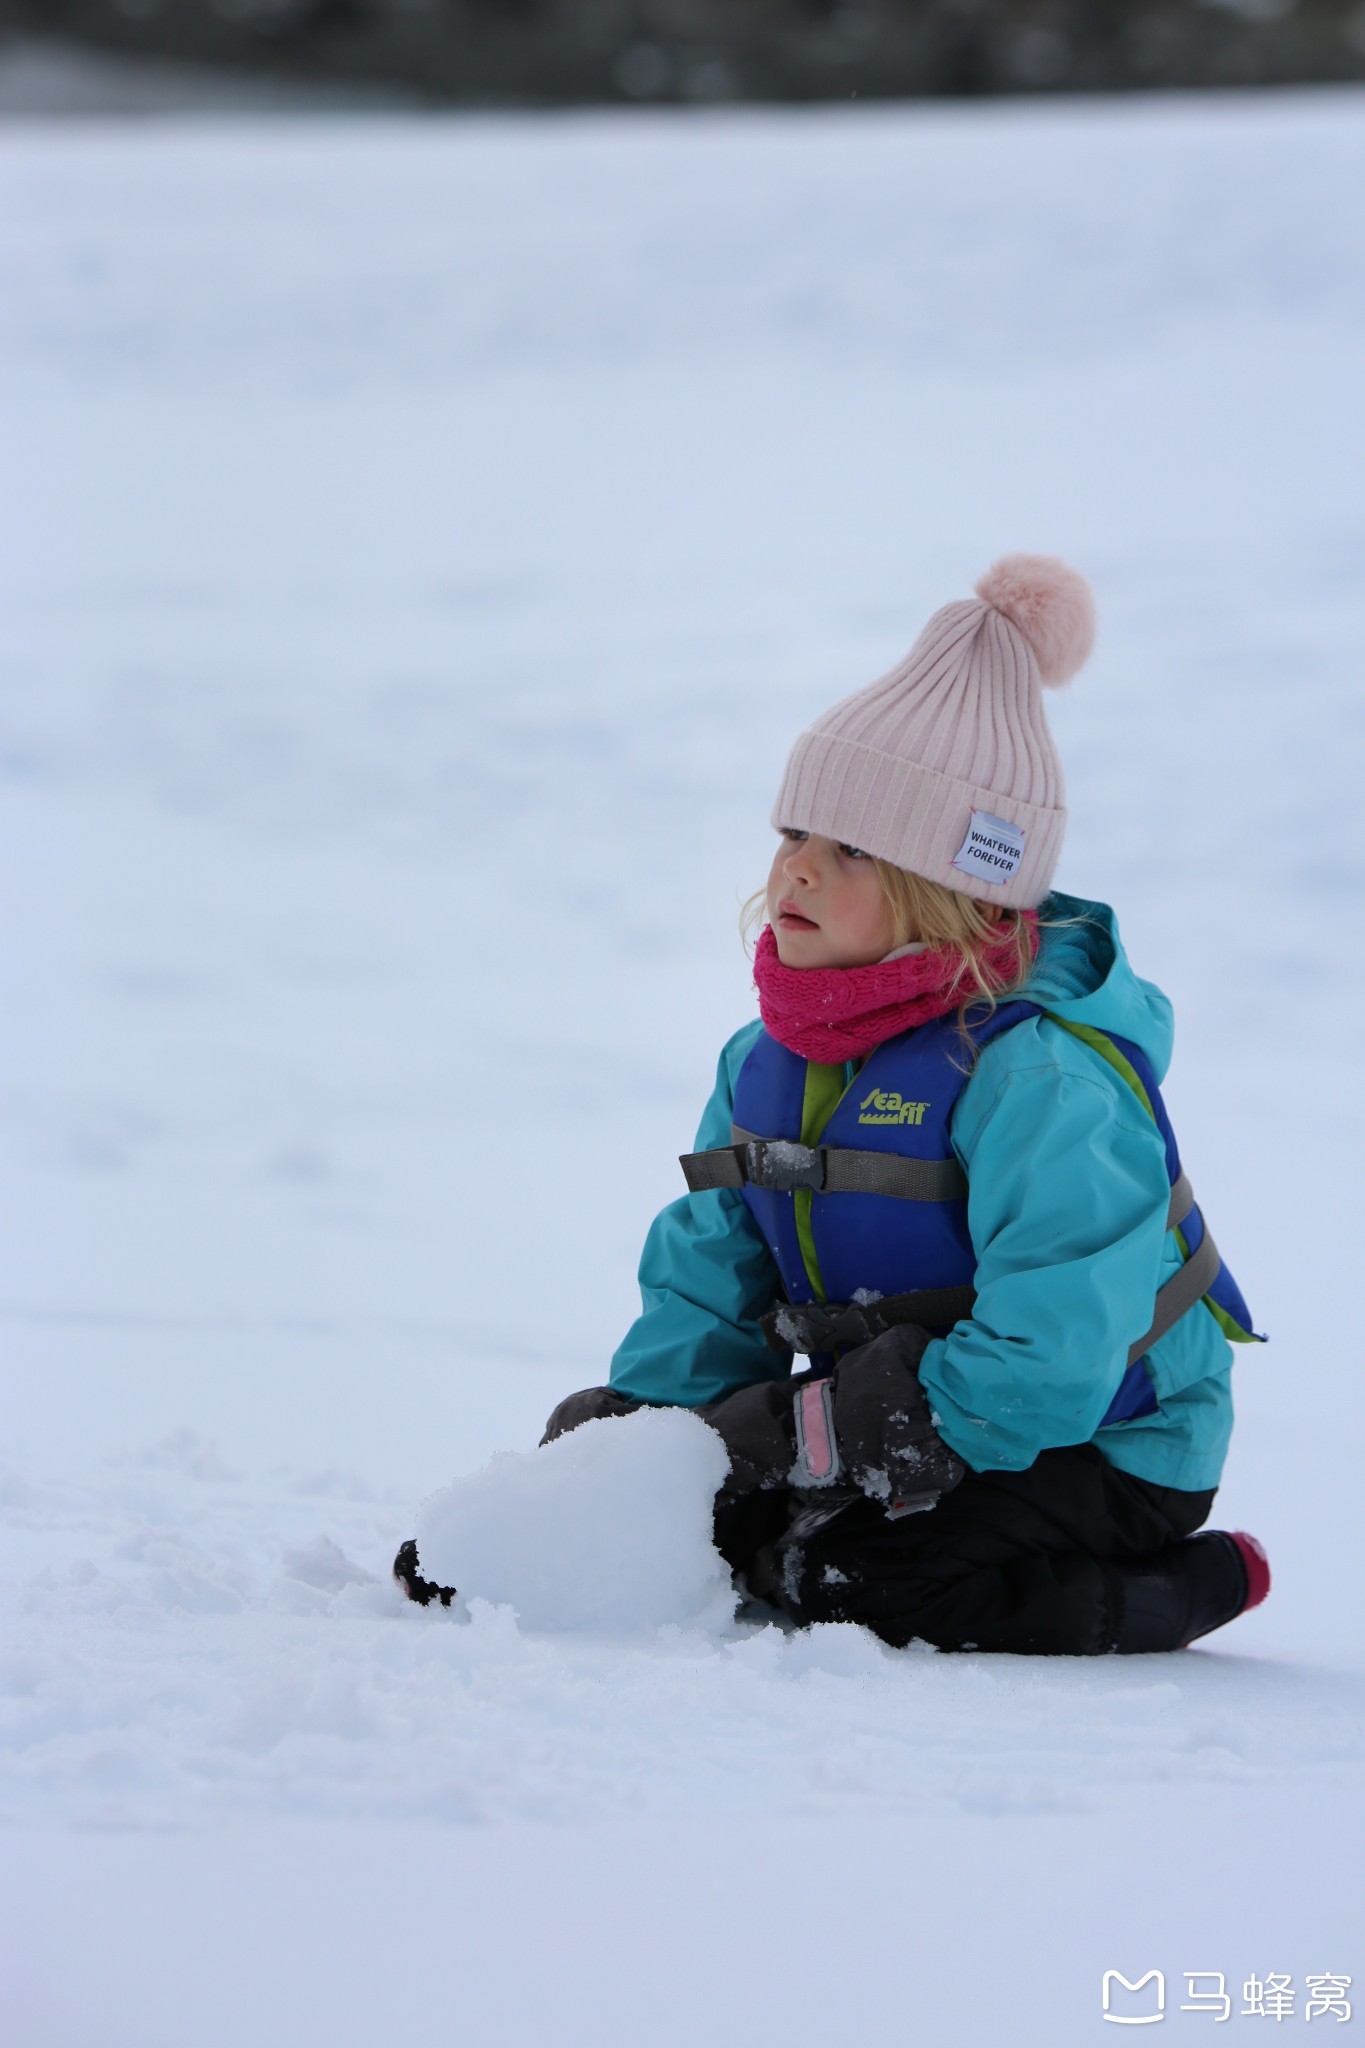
top-left (740, 858), bottom-right (1037, 1024)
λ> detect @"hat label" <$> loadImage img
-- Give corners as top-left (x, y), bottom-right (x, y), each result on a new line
top-left (953, 811), bottom-right (1026, 885)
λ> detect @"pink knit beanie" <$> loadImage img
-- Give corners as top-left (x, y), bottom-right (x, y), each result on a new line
top-left (771, 555), bottom-right (1096, 909)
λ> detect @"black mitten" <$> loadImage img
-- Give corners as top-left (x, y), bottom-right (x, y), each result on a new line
top-left (539, 1385), bottom-right (641, 1446)
top-left (537, 1331), bottom-right (966, 1525)
top-left (795, 1323), bottom-right (967, 1517)
top-left (698, 1378), bottom-right (803, 1508)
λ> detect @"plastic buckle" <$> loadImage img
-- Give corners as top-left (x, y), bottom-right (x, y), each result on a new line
top-left (824, 1303), bottom-right (878, 1351)
top-left (745, 1140), bottom-right (827, 1193)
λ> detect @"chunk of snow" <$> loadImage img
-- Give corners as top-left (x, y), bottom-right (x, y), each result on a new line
top-left (414, 1407), bottom-right (735, 1635)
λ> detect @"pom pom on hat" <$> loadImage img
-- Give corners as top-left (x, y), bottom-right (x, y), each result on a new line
top-left (975, 553), bottom-right (1096, 687)
top-left (770, 550), bottom-right (1100, 907)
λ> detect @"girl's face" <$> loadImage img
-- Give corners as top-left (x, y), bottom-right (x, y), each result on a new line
top-left (766, 828), bottom-right (902, 968)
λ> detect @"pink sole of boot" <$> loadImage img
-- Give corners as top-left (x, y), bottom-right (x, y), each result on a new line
top-left (1228, 1530), bottom-right (1272, 1612)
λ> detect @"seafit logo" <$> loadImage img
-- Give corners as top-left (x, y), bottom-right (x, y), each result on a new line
top-left (858, 1089), bottom-right (929, 1127)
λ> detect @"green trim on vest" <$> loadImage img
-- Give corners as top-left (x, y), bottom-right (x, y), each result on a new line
top-left (793, 1057), bottom-right (858, 1304)
top-left (1052, 1017), bottom-right (1155, 1120)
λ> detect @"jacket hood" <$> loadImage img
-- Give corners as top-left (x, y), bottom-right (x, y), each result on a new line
top-left (1022, 892), bottom-right (1175, 1081)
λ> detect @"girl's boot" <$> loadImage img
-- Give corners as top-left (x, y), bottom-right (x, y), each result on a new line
top-left (1109, 1530), bottom-right (1270, 1653)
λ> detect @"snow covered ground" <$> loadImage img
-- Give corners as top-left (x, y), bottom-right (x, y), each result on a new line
top-left (2, 87), bottom-right (1363, 2044)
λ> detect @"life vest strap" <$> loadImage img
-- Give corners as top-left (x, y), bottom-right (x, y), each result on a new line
top-left (764, 1202), bottom-right (1217, 1370)
top-left (1124, 1219), bottom-right (1221, 1367)
top-left (761, 1287), bottom-right (978, 1357)
top-left (685, 1139), bottom-right (1190, 1218)
top-left (679, 1132), bottom-right (968, 1203)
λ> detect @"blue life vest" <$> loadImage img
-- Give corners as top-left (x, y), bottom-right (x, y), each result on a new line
top-left (727, 1002), bottom-right (1259, 1429)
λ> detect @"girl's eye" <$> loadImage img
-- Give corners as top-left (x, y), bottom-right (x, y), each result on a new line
top-left (781, 828), bottom-right (808, 843)
top-left (839, 843), bottom-right (869, 860)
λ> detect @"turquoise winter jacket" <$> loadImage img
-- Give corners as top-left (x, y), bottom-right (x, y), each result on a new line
top-left (608, 894), bottom-right (1235, 1493)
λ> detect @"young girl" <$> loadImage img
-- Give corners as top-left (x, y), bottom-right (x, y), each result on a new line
top-left (398, 554), bottom-right (1270, 1655)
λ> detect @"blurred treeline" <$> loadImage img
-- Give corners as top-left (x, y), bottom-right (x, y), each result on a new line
top-left (6, 0), bottom-right (1365, 103)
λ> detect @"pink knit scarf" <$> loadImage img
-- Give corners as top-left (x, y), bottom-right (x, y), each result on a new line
top-left (752, 914), bottom-right (1039, 1063)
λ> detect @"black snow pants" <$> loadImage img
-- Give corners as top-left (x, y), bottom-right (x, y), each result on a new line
top-left (720, 1445), bottom-right (1215, 1656)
